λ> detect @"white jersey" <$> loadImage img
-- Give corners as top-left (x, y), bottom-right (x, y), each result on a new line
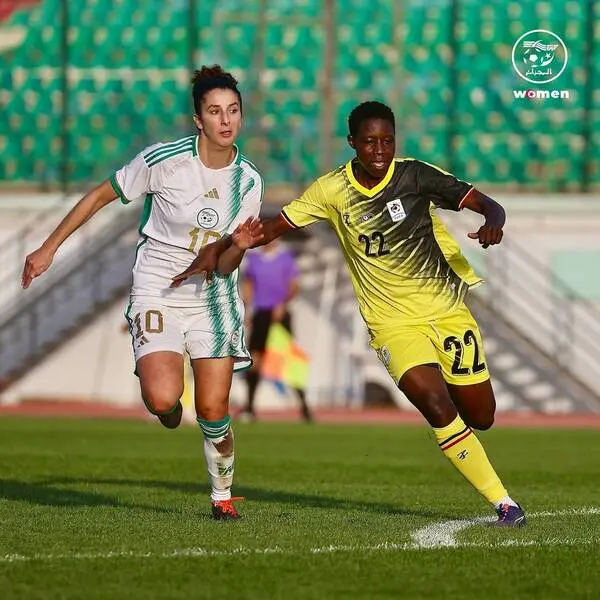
top-left (110, 135), bottom-right (263, 308)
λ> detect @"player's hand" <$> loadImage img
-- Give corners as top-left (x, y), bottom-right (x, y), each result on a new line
top-left (21, 245), bottom-right (55, 289)
top-left (467, 223), bottom-right (503, 249)
top-left (171, 241), bottom-right (222, 287)
top-left (232, 217), bottom-right (263, 251)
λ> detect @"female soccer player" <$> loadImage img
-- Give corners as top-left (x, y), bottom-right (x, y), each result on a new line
top-left (21, 65), bottom-right (264, 521)
top-left (173, 101), bottom-right (526, 527)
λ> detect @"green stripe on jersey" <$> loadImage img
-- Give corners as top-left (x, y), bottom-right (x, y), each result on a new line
top-left (207, 278), bottom-right (226, 357)
top-left (144, 136), bottom-right (194, 162)
top-left (241, 156), bottom-right (264, 203)
top-left (226, 273), bottom-right (242, 350)
top-left (131, 236), bottom-right (148, 270)
top-left (110, 173), bottom-right (130, 204)
top-left (139, 194), bottom-right (153, 234)
top-left (229, 165), bottom-right (243, 224)
top-left (234, 145), bottom-right (242, 165)
top-left (241, 177), bottom-right (255, 202)
top-left (146, 142), bottom-right (194, 167)
top-left (240, 154), bottom-right (260, 173)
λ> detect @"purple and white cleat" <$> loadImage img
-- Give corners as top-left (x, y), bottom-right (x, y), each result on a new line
top-left (491, 503), bottom-right (526, 527)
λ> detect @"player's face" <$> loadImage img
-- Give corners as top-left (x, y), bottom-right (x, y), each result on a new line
top-left (348, 118), bottom-right (395, 180)
top-left (194, 88), bottom-right (242, 147)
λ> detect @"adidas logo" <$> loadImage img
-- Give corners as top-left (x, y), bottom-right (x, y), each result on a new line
top-left (204, 188), bottom-right (219, 199)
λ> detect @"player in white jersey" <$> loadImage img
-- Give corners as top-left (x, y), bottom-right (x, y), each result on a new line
top-left (21, 65), bottom-right (264, 520)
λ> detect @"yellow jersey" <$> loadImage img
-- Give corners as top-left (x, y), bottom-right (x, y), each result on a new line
top-left (281, 158), bottom-right (483, 333)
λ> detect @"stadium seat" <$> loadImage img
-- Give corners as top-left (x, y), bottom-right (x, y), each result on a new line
top-left (0, 0), bottom-right (596, 188)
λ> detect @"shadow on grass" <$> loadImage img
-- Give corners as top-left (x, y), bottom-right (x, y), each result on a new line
top-left (0, 479), bottom-right (173, 513)
top-left (41, 477), bottom-right (453, 520)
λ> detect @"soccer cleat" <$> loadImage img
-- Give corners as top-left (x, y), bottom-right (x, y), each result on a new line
top-left (491, 503), bottom-right (526, 527)
top-left (211, 497), bottom-right (243, 521)
top-left (157, 401), bottom-right (183, 429)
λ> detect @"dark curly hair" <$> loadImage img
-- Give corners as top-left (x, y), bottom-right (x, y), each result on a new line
top-left (191, 65), bottom-right (242, 114)
top-left (348, 101), bottom-right (395, 137)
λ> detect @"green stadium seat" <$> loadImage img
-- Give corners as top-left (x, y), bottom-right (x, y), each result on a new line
top-left (0, 0), bottom-right (596, 188)
top-left (266, 0), bottom-right (319, 17)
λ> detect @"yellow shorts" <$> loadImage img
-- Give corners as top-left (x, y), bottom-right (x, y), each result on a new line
top-left (370, 304), bottom-right (490, 386)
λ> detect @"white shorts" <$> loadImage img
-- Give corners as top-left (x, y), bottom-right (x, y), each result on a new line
top-left (125, 301), bottom-right (251, 372)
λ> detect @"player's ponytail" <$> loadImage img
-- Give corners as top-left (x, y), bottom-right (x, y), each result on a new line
top-left (191, 65), bottom-right (242, 114)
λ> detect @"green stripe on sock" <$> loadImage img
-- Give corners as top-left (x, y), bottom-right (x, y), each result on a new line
top-left (202, 430), bottom-right (229, 440)
top-left (197, 416), bottom-right (231, 427)
top-left (197, 416), bottom-right (231, 438)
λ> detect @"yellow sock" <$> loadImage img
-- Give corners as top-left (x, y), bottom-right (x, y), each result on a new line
top-left (433, 415), bottom-right (507, 505)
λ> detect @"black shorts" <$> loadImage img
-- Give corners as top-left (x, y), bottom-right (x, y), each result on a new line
top-left (249, 309), bottom-right (292, 352)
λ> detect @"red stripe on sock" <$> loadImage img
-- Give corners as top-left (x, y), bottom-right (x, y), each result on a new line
top-left (440, 429), bottom-right (473, 451)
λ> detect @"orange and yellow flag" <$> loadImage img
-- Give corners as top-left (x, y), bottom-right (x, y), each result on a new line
top-left (260, 324), bottom-right (310, 390)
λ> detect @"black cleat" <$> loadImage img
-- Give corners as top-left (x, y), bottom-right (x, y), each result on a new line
top-left (157, 401), bottom-right (183, 429)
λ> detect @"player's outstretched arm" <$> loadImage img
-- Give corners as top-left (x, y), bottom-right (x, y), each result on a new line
top-left (250, 213), bottom-right (295, 248)
top-left (461, 189), bottom-right (506, 249)
top-left (217, 218), bottom-right (263, 276)
top-left (21, 180), bottom-right (118, 289)
top-left (171, 213), bottom-right (294, 287)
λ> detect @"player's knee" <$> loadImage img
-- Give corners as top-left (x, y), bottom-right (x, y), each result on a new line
top-left (196, 397), bottom-right (229, 423)
top-left (467, 412), bottom-right (494, 431)
top-left (142, 387), bottom-right (182, 415)
top-left (420, 390), bottom-right (455, 427)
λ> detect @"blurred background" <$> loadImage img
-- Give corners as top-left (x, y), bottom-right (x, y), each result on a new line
top-left (1, 0), bottom-right (600, 418)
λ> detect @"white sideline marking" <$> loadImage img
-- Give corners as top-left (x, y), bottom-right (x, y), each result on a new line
top-left (410, 506), bottom-right (600, 548)
top-left (411, 517), bottom-right (490, 548)
top-left (1, 507), bottom-right (599, 563)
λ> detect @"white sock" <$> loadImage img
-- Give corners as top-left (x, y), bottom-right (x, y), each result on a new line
top-left (495, 495), bottom-right (519, 509)
top-left (210, 486), bottom-right (232, 502)
top-left (203, 432), bottom-right (234, 502)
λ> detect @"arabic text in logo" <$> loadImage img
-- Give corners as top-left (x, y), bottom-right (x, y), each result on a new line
top-left (511, 29), bottom-right (568, 84)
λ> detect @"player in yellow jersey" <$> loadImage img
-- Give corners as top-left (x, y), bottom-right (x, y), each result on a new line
top-left (173, 101), bottom-right (525, 527)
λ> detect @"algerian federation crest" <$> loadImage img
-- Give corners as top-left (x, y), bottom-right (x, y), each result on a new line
top-left (511, 29), bottom-right (568, 84)
top-left (197, 207), bottom-right (219, 229)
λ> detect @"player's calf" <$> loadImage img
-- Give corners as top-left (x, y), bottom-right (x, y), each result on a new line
top-left (400, 366), bottom-right (523, 522)
top-left (197, 416), bottom-right (239, 519)
top-left (136, 352), bottom-right (185, 428)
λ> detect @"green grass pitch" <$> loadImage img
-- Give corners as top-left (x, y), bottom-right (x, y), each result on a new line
top-left (1, 418), bottom-right (599, 599)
